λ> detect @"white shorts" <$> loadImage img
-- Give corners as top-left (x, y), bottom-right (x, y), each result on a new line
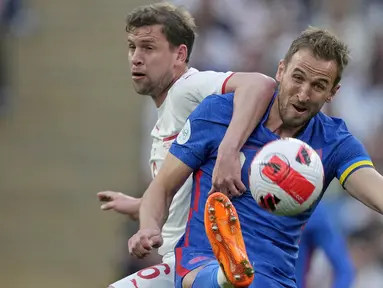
top-left (109, 257), bottom-right (175, 288)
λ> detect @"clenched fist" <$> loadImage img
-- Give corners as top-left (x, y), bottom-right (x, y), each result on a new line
top-left (128, 228), bottom-right (163, 259)
top-left (209, 147), bottom-right (246, 198)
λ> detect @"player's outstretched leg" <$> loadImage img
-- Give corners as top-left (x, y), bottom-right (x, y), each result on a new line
top-left (205, 192), bottom-right (254, 287)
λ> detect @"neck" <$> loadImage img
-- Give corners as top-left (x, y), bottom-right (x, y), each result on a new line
top-left (265, 97), bottom-right (306, 138)
top-left (152, 65), bottom-right (189, 108)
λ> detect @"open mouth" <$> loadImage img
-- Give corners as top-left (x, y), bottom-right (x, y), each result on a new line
top-left (292, 104), bottom-right (307, 113)
top-left (132, 72), bottom-right (146, 79)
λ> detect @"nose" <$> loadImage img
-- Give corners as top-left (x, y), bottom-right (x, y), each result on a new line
top-left (297, 83), bottom-right (310, 102)
top-left (131, 49), bottom-right (143, 66)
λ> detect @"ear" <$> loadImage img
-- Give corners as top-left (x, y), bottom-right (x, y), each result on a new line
top-left (326, 83), bottom-right (341, 103)
top-left (275, 60), bottom-right (285, 82)
top-left (175, 44), bottom-right (188, 64)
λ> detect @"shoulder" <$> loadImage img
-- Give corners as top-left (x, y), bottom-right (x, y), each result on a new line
top-left (188, 93), bottom-right (234, 124)
top-left (167, 68), bottom-right (200, 98)
top-left (178, 69), bottom-right (232, 89)
top-left (314, 112), bottom-right (368, 158)
top-left (313, 112), bottom-right (352, 143)
top-left (316, 112), bottom-right (349, 131)
top-left (168, 69), bottom-right (232, 100)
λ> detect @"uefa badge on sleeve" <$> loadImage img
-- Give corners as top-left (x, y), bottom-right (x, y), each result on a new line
top-left (177, 119), bottom-right (191, 145)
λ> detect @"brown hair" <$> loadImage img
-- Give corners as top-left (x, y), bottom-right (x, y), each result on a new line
top-left (284, 26), bottom-right (350, 86)
top-left (126, 2), bottom-right (196, 63)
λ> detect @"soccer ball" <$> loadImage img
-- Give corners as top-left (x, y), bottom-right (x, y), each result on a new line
top-left (249, 138), bottom-right (324, 216)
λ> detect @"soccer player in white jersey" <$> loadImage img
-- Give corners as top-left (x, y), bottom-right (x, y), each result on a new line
top-left (97, 3), bottom-right (276, 288)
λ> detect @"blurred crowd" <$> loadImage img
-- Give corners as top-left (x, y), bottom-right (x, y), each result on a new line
top-left (136, 0), bottom-right (383, 287)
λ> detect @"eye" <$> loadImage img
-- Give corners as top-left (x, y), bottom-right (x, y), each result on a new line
top-left (293, 74), bottom-right (304, 82)
top-left (128, 44), bottom-right (136, 51)
top-left (143, 45), bottom-right (153, 50)
top-left (314, 83), bottom-right (325, 91)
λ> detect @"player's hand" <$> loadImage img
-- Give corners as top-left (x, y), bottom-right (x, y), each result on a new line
top-left (97, 191), bottom-right (141, 220)
top-left (210, 147), bottom-right (246, 198)
top-left (128, 228), bottom-right (163, 259)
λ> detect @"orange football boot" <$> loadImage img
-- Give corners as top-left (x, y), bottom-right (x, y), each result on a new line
top-left (204, 192), bottom-right (254, 288)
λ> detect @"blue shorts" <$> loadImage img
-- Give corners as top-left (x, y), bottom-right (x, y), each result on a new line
top-left (174, 246), bottom-right (215, 287)
top-left (174, 247), bottom-right (290, 288)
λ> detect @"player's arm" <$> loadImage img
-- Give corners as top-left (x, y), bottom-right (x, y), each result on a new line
top-left (344, 168), bottom-right (383, 213)
top-left (221, 73), bottom-right (276, 152)
top-left (209, 73), bottom-right (277, 195)
top-left (139, 153), bottom-right (193, 232)
top-left (128, 153), bottom-right (193, 258)
top-left (309, 206), bottom-right (355, 288)
top-left (334, 136), bottom-right (382, 213)
top-left (129, 98), bottom-right (222, 258)
top-left (139, 113), bottom-right (217, 232)
top-left (97, 191), bottom-right (141, 220)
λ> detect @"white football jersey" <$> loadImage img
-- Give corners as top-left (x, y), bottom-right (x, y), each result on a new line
top-left (149, 67), bottom-right (233, 259)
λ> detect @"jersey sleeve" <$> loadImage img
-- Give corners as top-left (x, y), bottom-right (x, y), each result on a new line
top-left (169, 95), bottom-right (231, 170)
top-left (196, 71), bottom-right (235, 99)
top-left (180, 71), bottom-right (234, 103)
top-left (335, 135), bottom-right (374, 186)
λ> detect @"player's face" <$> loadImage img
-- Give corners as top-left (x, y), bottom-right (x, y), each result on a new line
top-left (127, 25), bottom-right (181, 97)
top-left (275, 49), bottom-right (340, 127)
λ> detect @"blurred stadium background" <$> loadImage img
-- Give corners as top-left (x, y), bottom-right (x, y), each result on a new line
top-left (1, 0), bottom-right (383, 287)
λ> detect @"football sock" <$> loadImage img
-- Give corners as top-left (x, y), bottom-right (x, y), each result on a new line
top-left (192, 261), bottom-right (221, 288)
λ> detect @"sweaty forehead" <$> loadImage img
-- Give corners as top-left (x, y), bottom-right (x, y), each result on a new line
top-left (128, 25), bottom-right (166, 42)
top-left (290, 49), bottom-right (338, 82)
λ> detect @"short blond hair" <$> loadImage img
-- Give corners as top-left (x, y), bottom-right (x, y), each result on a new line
top-left (284, 27), bottom-right (350, 86)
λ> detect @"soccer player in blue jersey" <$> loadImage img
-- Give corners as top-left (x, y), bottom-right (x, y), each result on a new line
top-left (128, 27), bottom-right (383, 288)
top-left (296, 202), bottom-right (355, 288)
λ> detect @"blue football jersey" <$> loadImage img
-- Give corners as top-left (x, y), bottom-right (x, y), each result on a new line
top-left (169, 92), bottom-right (373, 287)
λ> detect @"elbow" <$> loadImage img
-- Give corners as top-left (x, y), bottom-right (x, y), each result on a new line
top-left (240, 73), bottom-right (277, 98)
top-left (226, 72), bottom-right (277, 96)
top-left (256, 74), bottom-right (277, 99)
